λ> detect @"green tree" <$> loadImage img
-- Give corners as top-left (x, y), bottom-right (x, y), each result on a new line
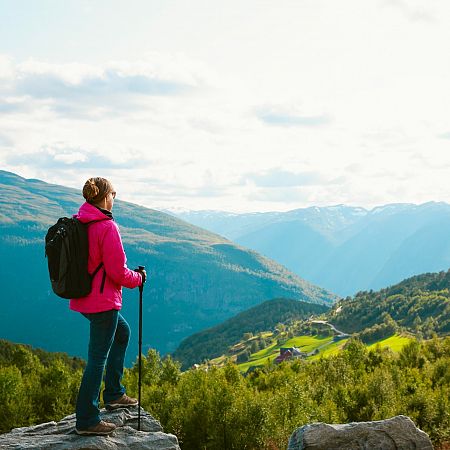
top-left (250, 340), bottom-right (260, 354)
top-left (0, 366), bottom-right (33, 432)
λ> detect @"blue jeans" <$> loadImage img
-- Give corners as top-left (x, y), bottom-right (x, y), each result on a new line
top-left (75, 309), bottom-right (130, 429)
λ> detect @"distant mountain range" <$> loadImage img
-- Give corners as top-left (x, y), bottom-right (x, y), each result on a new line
top-left (0, 170), bottom-right (336, 365)
top-left (174, 203), bottom-right (450, 296)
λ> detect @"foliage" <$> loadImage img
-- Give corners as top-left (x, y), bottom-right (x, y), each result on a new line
top-left (0, 341), bottom-right (82, 433)
top-left (123, 337), bottom-right (450, 449)
top-left (356, 313), bottom-right (398, 343)
top-left (0, 339), bottom-right (85, 372)
top-left (330, 270), bottom-right (450, 337)
top-left (1, 337), bottom-right (449, 448)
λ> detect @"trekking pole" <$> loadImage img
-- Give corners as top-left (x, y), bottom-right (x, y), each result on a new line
top-left (138, 265), bottom-right (145, 431)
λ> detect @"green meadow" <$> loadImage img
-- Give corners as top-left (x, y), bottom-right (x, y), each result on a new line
top-left (238, 334), bottom-right (333, 372)
top-left (237, 333), bottom-right (413, 371)
top-left (308, 338), bottom-right (350, 360)
top-left (367, 334), bottom-right (413, 352)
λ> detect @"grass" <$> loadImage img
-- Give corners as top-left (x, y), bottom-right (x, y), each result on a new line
top-left (308, 338), bottom-right (349, 361)
top-left (283, 335), bottom-right (334, 352)
top-left (367, 334), bottom-right (413, 352)
top-left (237, 334), bottom-right (334, 372)
top-left (238, 353), bottom-right (279, 373)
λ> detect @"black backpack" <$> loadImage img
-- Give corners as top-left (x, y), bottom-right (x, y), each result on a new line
top-left (45, 217), bottom-right (108, 299)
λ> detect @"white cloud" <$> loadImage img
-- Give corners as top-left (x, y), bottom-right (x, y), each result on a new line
top-left (53, 151), bottom-right (88, 164)
top-left (243, 169), bottom-right (329, 188)
top-left (0, 54), bottom-right (14, 79)
top-left (380, 0), bottom-right (436, 23)
top-left (255, 104), bottom-right (332, 128)
top-left (1, 1), bottom-right (450, 212)
top-left (16, 53), bottom-right (212, 88)
top-left (17, 60), bottom-right (103, 85)
top-left (0, 133), bottom-right (13, 147)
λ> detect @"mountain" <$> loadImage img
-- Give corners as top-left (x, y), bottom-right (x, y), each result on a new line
top-left (172, 297), bottom-right (329, 369)
top-left (174, 203), bottom-right (450, 296)
top-left (173, 205), bottom-right (365, 242)
top-left (0, 170), bottom-right (337, 365)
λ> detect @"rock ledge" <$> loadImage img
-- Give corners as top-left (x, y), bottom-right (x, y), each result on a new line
top-left (0, 407), bottom-right (180, 450)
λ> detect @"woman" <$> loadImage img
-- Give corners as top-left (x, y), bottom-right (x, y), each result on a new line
top-left (71, 177), bottom-right (146, 436)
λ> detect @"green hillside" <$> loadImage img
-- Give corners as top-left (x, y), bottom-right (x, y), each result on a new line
top-left (0, 170), bottom-right (337, 364)
top-left (235, 332), bottom-right (418, 372)
top-left (179, 269), bottom-right (449, 370)
top-left (329, 269), bottom-right (450, 338)
top-left (172, 298), bottom-right (329, 368)
top-left (236, 333), bottom-right (336, 372)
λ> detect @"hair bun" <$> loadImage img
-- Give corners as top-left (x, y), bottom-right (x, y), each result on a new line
top-left (83, 178), bottom-right (100, 202)
top-left (82, 177), bottom-right (113, 205)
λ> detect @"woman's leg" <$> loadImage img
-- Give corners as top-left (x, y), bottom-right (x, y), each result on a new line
top-left (76, 310), bottom-right (118, 430)
top-left (103, 313), bottom-right (130, 403)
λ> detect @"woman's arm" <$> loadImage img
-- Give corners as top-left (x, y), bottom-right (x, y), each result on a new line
top-left (101, 222), bottom-right (143, 289)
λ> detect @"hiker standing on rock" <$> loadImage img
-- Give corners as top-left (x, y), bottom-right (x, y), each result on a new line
top-left (70, 177), bottom-right (146, 436)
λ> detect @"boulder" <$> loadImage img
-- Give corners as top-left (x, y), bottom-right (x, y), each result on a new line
top-left (0, 407), bottom-right (180, 450)
top-left (288, 415), bottom-right (433, 450)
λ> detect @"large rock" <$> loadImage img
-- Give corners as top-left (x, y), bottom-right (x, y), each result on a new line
top-left (288, 415), bottom-right (433, 450)
top-left (0, 407), bottom-right (180, 450)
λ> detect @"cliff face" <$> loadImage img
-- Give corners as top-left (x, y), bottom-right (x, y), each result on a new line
top-left (0, 407), bottom-right (180, 450)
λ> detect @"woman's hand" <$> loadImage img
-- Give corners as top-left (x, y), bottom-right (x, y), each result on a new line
top-left (134, 268), bottom-right (147, 284)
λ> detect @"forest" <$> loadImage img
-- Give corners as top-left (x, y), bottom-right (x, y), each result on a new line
top-left (1, 336), bottom-right (449, 449)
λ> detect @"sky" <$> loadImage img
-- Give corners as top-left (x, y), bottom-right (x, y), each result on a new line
top-left (0, 0), bottom-right (449, 213)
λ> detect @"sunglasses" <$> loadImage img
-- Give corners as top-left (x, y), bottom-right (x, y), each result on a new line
top-left (111, 191), bottom-right (116, 199)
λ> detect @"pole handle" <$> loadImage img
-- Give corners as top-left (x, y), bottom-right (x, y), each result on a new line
top-left (138, 265), bottom-right (145, 293)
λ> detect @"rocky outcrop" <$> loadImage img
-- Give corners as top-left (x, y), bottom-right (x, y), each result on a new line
top-left (0, 407), bottom-right (180, 450)
top-left (288, 415), bottom-right (433, 450)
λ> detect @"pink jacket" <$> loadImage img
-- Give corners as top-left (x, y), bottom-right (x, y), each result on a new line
top-left (69, 202), bottom-right (142, 313)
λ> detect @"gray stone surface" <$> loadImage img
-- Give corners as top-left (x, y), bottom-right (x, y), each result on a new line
top-left (0, 407), bottom-right (180, 450)
top-left (288, 415), bottom-right (433, 450)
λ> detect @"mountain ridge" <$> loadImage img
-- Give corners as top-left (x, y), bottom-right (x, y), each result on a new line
top-left (174, 202), bottom-right (450, 296)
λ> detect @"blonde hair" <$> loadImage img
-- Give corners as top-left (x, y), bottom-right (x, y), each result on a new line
top-left (82, 177), bottom-right (113, 205)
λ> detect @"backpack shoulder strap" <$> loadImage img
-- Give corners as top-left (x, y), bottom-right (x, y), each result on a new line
top-left (84, 218), bottom-right (110, 278)
top-left (91, 262), bottom-right (104, 278)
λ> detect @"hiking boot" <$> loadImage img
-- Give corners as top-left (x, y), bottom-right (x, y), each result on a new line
top-left (105, 394), bottom-right (139, 410)
top-left (75, 420), bottom-right (116, 436)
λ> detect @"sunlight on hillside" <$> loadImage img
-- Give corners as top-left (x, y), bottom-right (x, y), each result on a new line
top-left (238, 333), bottom-right (414, 372)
